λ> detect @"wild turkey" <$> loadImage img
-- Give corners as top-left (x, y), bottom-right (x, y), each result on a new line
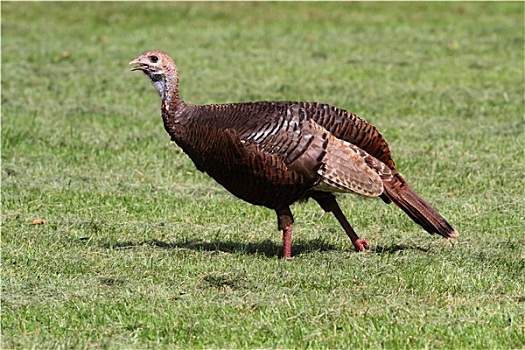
top-left (130, 50), bottom-right (458, 258)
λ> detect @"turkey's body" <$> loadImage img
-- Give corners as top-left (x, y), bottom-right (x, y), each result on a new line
top-left (166, 101), bottom-right (392, 207)
top-left (130, 51), bottom-right (459, 258)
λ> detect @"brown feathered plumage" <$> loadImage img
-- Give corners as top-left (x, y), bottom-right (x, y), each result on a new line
top-left (130, 50), bottom-right (459, 258)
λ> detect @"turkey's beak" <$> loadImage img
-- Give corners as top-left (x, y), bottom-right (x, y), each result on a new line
top-left (129, 58), bottom-right (148, 71)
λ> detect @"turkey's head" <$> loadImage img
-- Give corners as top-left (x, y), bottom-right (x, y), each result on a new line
top-left (130, 50), bottom-right (178, 101)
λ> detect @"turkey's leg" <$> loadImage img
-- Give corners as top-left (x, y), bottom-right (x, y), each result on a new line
top-left (276, 207), bottom-right (294, 259)
top-left (311, 193), bottom-right (369, 251)
top-left (282, 225), bottom-right (293, 259)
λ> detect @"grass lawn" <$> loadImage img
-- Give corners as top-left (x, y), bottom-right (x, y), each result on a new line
top-left (2, 2), bottom-right (524, 349)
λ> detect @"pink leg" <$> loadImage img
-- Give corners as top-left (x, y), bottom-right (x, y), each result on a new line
top-left (311, 193), bottom-right (370, 252)
top-left (282, 225), bottom-right (293, 259)
top-left (332, 208), bottom-right (369, 251)
top-left (276, 207), bottom-right (294, 259)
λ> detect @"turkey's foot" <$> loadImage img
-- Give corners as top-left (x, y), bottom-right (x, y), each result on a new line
top-left (353, 238), bottom-right (369, 252)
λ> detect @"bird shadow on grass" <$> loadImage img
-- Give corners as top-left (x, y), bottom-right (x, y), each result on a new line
top-left (100, 238), bottom-right (337, 258)
top-left (371, 244), bottom-right (429, 254)
top-left (99, 238), bottom-right (429, 257)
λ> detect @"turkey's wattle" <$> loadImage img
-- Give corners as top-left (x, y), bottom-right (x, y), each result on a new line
top-left (130, 50), bottom-right (459, 258)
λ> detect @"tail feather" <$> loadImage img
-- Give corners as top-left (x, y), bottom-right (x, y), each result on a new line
top-left (383, 176), bottom-right (459, 240)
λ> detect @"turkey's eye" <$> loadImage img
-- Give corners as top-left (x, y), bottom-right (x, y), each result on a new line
top-left (149, 55), bottom-right (159, 63)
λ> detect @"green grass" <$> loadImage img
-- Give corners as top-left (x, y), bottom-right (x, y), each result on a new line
top-left (2, 2), bottom-right (524, 349)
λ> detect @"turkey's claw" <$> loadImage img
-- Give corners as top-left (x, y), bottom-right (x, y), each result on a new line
top-left (353, 239), bottom-right (369, 252)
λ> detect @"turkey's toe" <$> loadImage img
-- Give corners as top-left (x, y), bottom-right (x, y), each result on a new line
top-left (354, 239), bottom-right (369, 252)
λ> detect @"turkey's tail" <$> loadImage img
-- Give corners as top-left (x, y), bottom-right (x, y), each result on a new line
top-left (382, 175), bottom-right (459, 240)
